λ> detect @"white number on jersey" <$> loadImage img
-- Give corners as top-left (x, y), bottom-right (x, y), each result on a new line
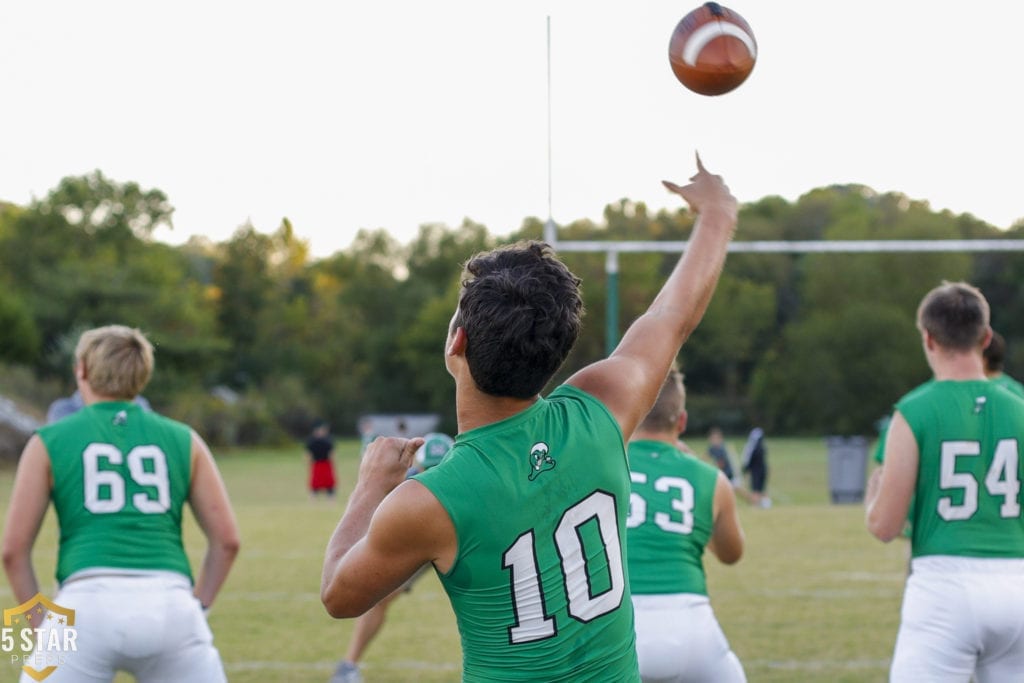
top-left (83, 444), bottom-right (172, 514)
top-left (627, 471), bottom-right (696, 534)
top-left (938, 439), bottom-right (1021, 521)
top-left (502, 490), bottom-right (625, 644)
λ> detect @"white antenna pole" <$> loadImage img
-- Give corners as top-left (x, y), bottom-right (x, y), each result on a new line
top-left (544, 15), bottom-right (557, 246)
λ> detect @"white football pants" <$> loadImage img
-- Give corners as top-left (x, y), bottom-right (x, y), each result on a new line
top-left (19, 572), bottom-right (227, 683)
top-left (632, 593), bottom-right (746, 683)
top-left (891, 556), bottom-right (1024, 682)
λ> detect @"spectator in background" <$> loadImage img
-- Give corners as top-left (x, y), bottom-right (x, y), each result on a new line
top-left (983, 330), bottom-right (1024, 398)
top-left (741, 427), bottom-right (771, 508)
top-left (356, 416), bottom-right (376, 452)
top-left (706, 426), bottom-right (736, 482)
top-left (306, 420), bottom-right (337, 499)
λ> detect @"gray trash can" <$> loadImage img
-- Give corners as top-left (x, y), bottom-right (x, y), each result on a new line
top-left (826, 436), bottom-right (868, 503)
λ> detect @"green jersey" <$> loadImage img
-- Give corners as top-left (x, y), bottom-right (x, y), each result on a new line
top-left (39, 402), bottom-right (194, 582)
top-left (414, 385), bottom-right (639, 682)
top-left (626, 440), bottom-right (717, 596)
top-left (991, 372), bottom-right (1024, 399)
top-left (897, 380), bottom-right (1024, 559)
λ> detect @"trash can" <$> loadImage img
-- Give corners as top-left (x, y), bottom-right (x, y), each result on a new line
top-left (826, 436), bottom-right (868, 503)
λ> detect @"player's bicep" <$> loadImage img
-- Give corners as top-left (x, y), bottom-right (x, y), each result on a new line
top-left (188, 432), bottom-right (240, 549)
top-left (866, 411), bottom-right (917, 542)
top-left (708, 472), bottom-right (744, 564)
top-left (2, 436), bottom-right (51, 557)
top-left (331, 481), bottom-right (453, 615)
top-left (567, 353), bottom-right (662, 438)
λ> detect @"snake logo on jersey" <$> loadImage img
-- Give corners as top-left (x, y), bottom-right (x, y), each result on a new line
top-left (527, 442), bottom-right (556, 481)
top-left (2, 593), bottom-right (78, 681)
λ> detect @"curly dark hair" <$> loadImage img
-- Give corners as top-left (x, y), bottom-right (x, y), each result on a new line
top-left (454, 241), bottom-right (584, 399)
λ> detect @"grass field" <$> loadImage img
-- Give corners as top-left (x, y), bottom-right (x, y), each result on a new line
top-left (0, 436), bottom-right (908, 682)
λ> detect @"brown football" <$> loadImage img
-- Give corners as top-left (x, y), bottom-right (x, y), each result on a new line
top-left (668, 3), bottom-right (757, 96)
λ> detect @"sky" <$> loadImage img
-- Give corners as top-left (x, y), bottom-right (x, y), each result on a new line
top-left (2, 1), bottom-right (1023, 258)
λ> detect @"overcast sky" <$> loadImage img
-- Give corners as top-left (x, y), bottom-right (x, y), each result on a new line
top-left (2, 1), bottom-right (1022, 257)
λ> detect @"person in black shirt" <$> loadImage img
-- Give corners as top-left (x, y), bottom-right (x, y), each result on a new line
top-left (306, 420), bottom-right (336, 499)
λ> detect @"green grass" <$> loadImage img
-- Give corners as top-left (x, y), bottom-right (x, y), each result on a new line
top-left (0, 436), bottom-right (904, 682)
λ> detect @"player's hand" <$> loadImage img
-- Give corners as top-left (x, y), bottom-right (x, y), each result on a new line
top-left (662, 152), bottom-right (737, 220)
top-left (358, 436), bottom-right (424, 497)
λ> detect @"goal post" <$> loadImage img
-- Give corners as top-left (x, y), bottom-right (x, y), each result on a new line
top-left (547, 237), bottom-right (1024, 355)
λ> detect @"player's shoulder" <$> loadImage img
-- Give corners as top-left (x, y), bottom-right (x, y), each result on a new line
top-left (630, 439), bottom-right (711, 470)
top-left (684, 450), bottom-right (724, 479)
top-left (990, 374), bottom-right (1024, 401)
top-left (548, 383), bottom-right (622, 434)
top-left (896, 378), bottom-right (943, 407)
top-left (136, 405), bottom-right (187, 429)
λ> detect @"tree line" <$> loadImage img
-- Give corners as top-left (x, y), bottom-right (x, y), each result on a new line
top-left (2, 171), bottom-right (1023, 445)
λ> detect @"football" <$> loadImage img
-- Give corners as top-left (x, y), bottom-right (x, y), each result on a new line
top-left (668, 2), bottom-right (757, 96)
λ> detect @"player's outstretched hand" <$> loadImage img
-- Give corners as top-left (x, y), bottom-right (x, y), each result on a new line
top-left (662, 152), bottom-right (737, 220)
top-left (358, 436), bottom-right (424, 497)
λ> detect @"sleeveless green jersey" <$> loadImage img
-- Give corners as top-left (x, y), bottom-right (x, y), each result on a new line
top-left (39, 402), bottom-right (194, 582)
top-left (626, 440), bottom-right (718, 596)
top-left (414, 384), bottom-right (640, 682)
top-left (991, 372), bottom-right (1024, 399)
top-left (897, 380), bottom-right (1024, 559)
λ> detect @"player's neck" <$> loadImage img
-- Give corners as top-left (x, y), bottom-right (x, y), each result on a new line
top-left (930, 351), bottom-right (987, 381)
top-left (79, 385), bottom-right (124, 406)
top-left (629, 429), bottom-right (677, 445)
top-left (455, 382), bottom-right (537, 434)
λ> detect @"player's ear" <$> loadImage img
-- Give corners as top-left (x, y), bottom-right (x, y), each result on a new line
top-left (447, 326), bottom-right (468, 357)
top-left (921, 328), bottom-right (936, 352)
top-left (980, 326), bottom-right (994, 352)
top-left (677, 409), bottom-right (688, 436)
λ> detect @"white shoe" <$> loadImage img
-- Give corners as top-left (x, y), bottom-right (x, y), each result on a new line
top-left (330, 661), bottom-right (363, 683)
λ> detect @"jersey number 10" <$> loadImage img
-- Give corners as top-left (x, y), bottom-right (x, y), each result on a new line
top-left (501, 491), bottom-right (625, 644)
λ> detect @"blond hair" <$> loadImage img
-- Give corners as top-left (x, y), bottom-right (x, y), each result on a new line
top-left (75, 325), bottom-right (154, 399)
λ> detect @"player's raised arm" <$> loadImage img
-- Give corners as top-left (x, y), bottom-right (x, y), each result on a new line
top-left (568, 153), bottom-right (738, 437)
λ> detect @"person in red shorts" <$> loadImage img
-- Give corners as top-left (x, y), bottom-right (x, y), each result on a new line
top-left (306, 420), bottom-right (337, 499)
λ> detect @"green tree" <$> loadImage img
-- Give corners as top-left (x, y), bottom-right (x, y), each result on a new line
top-left (0, 290), bottom-right (40, 364)
top-left (750, 303), bottom-right (924, 434)
top-left (684, 273), bottom-right (776, 396)
top-left (0, 172), bottom-right (219, 385)
top-left (212, 223), bottom-right (276, 387)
